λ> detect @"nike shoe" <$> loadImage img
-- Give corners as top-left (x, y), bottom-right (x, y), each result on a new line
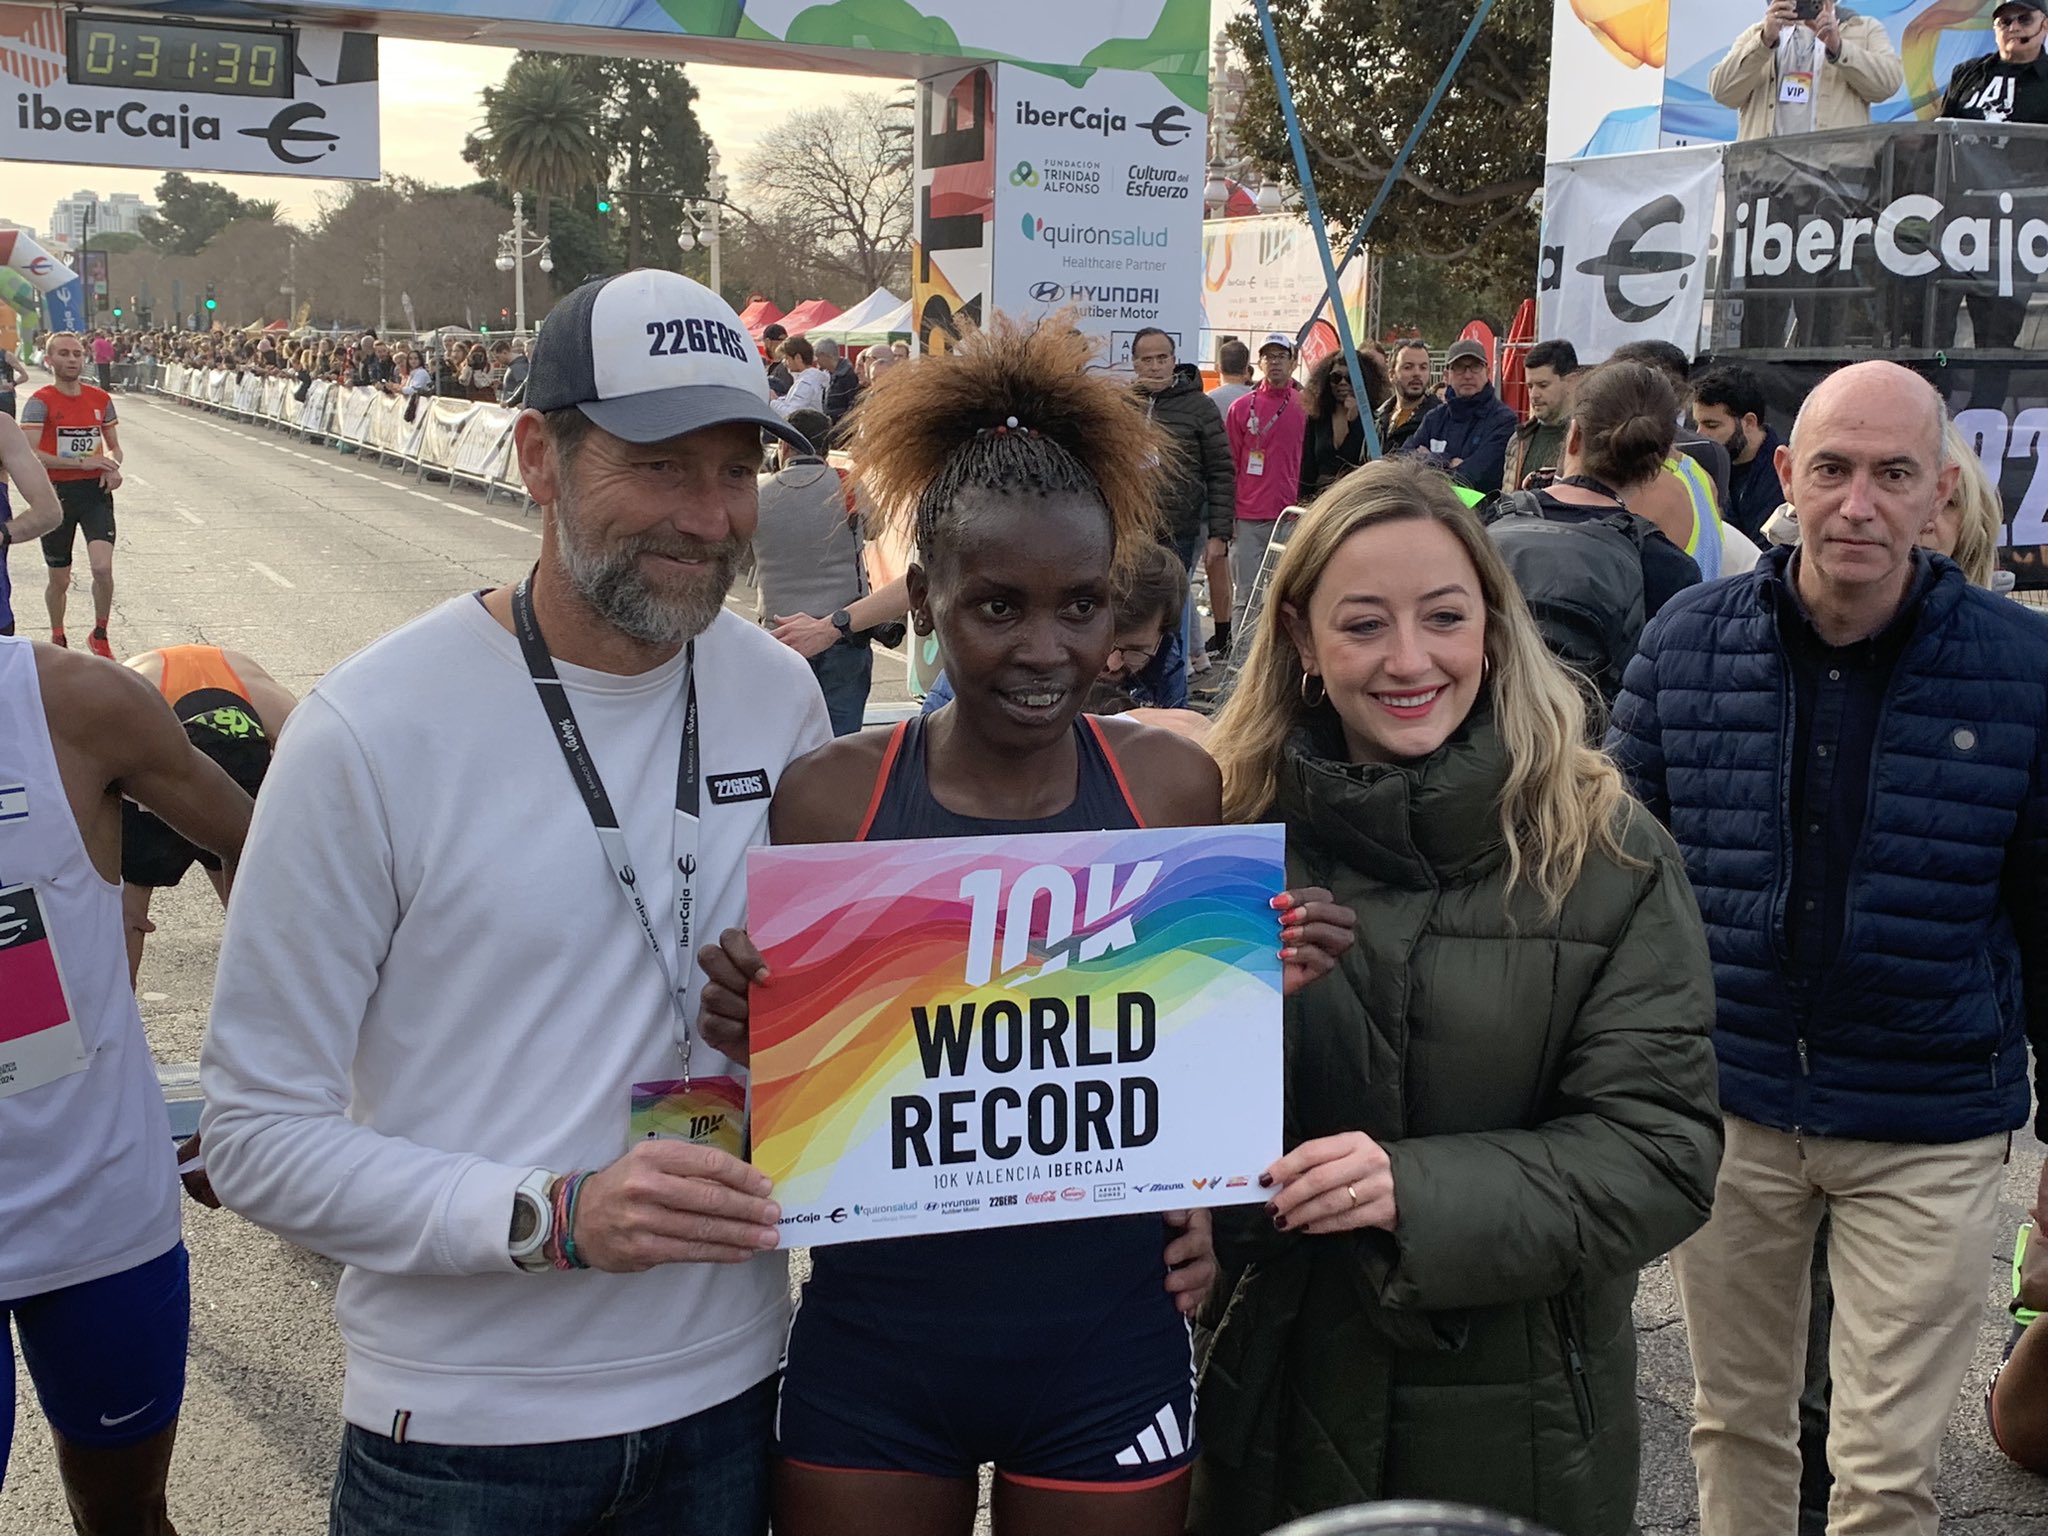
top-left (2014, 1222), bottom-right (2040, 1328)
top-left (49, 629), bottom-right (67, 648)
top-left (88, 627), bottom-right (113, 659)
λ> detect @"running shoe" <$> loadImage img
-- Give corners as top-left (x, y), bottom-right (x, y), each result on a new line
top-left (49, 629), bottom-right (67, 648)
top-left (1203, 628), bottom-right (1231, 658)
top-left (2014, 1222), bottom-right (2040, 1328)
top-left (88, 628), bottom-right (113, 660)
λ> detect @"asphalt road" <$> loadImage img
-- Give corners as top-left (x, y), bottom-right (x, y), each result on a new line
top-left (3, 390), bottom-right (2045, 1534)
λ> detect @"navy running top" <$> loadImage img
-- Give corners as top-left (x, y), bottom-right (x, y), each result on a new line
top-left (857, 712), bottom-right (1147, 841)
top-left (812, 713), bottom-right (1166, 1300)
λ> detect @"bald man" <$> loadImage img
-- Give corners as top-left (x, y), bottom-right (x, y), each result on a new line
top-left (1610, 360), bottom-right (2048, 1536)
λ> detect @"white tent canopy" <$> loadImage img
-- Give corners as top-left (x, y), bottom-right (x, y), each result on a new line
top-left (806, 287), bottom-right (909, 347)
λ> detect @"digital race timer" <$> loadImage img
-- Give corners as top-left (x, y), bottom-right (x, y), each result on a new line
top-left (65, 14), bottom-right (296, 99)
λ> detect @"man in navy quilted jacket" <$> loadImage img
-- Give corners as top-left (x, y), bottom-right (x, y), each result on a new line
top-left (1610, 360), bottom-right (2048, 1536)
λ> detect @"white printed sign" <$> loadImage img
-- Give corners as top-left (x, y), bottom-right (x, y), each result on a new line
top-left (1537, 143), bottom-right (1724, 361)
top-left (0, 6), bottom-right (379, 180)
top-left (989, 65), bottom-right (1207, 369)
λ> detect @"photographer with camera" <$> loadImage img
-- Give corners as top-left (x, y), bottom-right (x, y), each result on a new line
top-left (1709, 1), bottom-right (1902, 141)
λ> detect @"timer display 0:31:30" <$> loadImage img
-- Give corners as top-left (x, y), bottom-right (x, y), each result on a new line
top-left (65, 16), bottom-right (295, 100)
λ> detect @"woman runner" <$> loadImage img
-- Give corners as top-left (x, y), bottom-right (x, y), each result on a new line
top-left (699, 318), bottom-right (1351, 1536)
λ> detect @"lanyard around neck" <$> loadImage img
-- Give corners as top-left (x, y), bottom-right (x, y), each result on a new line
top-left (511, 572), bottom-right (702, 1079)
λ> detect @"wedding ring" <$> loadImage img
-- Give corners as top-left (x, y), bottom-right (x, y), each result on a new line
top-left (1346, 1184), bottom-right (1359, 1207)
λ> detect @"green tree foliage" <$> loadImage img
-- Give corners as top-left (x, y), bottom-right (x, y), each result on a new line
top-left (566, 58), bottom-right (713, 273)
top-left (465, 55), bottom-right (605, 236)
top-left (1221, 0), bottom-right (1549, 299)
top-left (139, 172), bottom-right (274, 255)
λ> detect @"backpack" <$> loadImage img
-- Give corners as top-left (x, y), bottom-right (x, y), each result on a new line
top-left (1484, 491), bottom-right (1652, 703)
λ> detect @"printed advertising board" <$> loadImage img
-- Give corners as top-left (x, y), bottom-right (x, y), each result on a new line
top-left (1550, 0), bottom-right (2020, 162)
top-left (1201, 214), bottom-right (1369, 367)
top-left (988, 67), bottom-right (1206, 368)
top-left (746, 825), bottom-right (1285, 1247)
top-left (0, 5), bottom-right (379, 179)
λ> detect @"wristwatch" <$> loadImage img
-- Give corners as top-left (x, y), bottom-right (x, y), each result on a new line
top-left (829, 609), bottom-right (853, 638)
top-left (508, 1168), bottom-right (556, 1273)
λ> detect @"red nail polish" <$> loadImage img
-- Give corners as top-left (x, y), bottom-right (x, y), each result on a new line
top-left (1280, 947), bottom-right (1297, 961)
top-left (1258, 1173), bottom-right (1274, 1189)
top-left (1270, 892), bottom-right (1296, 911)
top-left (1272, 1210), bottom-right (1288, 1231)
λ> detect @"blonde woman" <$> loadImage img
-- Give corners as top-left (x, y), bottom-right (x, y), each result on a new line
top-left (1192, 458), bottom-right (1722, 1536)
top-left (1927, 419), bottom-right (2003, 589)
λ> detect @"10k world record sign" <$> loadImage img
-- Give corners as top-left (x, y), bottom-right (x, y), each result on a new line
top-left (747, 825), bottom-right (1284, 1245)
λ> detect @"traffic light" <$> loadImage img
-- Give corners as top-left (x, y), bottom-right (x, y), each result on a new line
top-left (204, 282), bottom-right (217, 313)
top-left (479, 323), bottom-right (490, 335)
top-left (596, 194), bottom-right (613, 215)
top-left (111, 305), bottom-right (122, 318)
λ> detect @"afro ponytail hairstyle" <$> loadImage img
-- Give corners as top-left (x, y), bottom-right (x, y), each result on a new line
top-left (845, 315), bottom-right (1171, 578)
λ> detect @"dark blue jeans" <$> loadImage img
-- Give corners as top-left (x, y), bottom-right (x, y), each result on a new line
top-left (329, 1375), bottom-right (775, 1536)
top-left (809, 640), bottom-right (873, 738)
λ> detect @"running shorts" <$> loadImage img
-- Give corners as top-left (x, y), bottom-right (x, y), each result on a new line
top-left (40, 479), bottom-right (116, 569)
top-left (777, 1218), bottom-right (1197, 1489)
top-left (122, 725), bottom-right (271, 887)
top-left (1, 1242), bottom-right (189, 1486)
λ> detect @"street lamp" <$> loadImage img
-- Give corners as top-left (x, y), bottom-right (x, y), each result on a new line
top-left (677, 146), bottom-right (727, 296)
top-left (496, 190), bottom-right (555, 334)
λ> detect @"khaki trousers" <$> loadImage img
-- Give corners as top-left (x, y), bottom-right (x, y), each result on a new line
top-left (1673, 1115), bottom-right (2007, 1536)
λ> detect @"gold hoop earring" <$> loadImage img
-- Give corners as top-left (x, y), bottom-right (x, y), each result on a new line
top-left (1300, 672), bottom-right (1326, 708)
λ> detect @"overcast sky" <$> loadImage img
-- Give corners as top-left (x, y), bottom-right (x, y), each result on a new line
top-left (7, 5), bottom-right (1240, 240)
top-left (5, 39), bottom-right (899, 237)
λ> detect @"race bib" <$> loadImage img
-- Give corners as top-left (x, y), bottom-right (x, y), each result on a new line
top-left (1246, 450), bottom-right (1266, 478)
top-left (1779, 71), bottom-right (1813, 106)
top-left (630, 1076), bottom-right (747, 1159)
top-left (54, 425), bottom-right (100, 461)
top-left (0, 883), bottom-right (89, 1100)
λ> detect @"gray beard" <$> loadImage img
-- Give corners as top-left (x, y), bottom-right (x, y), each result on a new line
top-left (554, 491), bottom-right (745, 647)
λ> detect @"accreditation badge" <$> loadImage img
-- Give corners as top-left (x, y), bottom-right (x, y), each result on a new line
top-left (0, 883), bottom-right (90, 1100)
top-left (1779, 71), bottom-right (1814, 106)
top-left (630, 1076), bottom-right (747, 1159)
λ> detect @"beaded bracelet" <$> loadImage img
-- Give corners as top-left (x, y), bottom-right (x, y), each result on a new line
top-left (546, 1172), bottom-right (577, 1272)
top-left (561, 1171), bottom-right (592, 1271)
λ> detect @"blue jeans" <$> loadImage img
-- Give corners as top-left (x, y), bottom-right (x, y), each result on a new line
top-left (329, 1375), bottom-right (775, 1536)
top-left (809, 640), bottom-right (873, 737)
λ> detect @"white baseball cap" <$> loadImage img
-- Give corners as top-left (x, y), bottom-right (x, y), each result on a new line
top-left (1258, 332), bottom-right (1297, 355)
top-left (525, 269), bottom-right (811, 449)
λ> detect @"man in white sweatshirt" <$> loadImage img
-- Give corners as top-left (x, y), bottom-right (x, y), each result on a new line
top-left (199, 270), bottom-right (831, 1535)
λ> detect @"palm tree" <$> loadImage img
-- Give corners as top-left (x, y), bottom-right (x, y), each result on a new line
top-left (240, 198), bottom-right (284, 223)
top-left (474, 56), bottom-right (604, 236)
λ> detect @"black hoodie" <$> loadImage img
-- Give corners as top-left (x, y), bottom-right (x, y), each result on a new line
top-left (1138, 363), bottom-right (1237, 546)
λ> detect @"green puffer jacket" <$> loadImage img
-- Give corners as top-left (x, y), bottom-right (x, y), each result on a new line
top-left (1190, 708), bottom-right (1721, 1536)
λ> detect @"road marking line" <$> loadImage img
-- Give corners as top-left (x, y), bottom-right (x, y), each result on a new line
top-left (122, 472), bottom-right (150, 487)
top-left (249, 560), bottom-right (296, 589)
top-left (486, 516), bottom-right (530, 532)
top-left (176, 509), bottom-right (203, 526)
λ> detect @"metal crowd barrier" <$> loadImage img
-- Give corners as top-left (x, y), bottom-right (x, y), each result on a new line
top-left (146, 367), bottom-right (531, 510)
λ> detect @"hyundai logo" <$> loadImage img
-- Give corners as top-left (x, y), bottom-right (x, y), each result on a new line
top-left (1030, 281), bottom-right (1066, 303)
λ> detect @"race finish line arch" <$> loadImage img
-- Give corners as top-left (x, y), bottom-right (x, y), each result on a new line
top-left (13, 0), bottom-right (1213, 365)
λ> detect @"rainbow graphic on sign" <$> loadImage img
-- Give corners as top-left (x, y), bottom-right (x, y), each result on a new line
top-left (747, 825), bottom-right (1285, 1244)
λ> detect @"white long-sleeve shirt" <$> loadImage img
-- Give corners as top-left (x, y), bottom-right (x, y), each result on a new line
top-left (770, 365), bottom-right (829, 421)
top-left (201, 595), bottom-right (830, 1445)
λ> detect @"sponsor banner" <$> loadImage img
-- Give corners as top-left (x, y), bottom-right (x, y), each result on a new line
top-left (0, 6), bottom-right (378, 179)
top-left (1537, 143), bottom-right (1722, 361)
top-left (912, 65), bottom-right (995, 359)
top-left (1200, 214), bottom-right (1367, 369)
top-left (0, 228), bottom-right (71, 293)
top-left (1712, 123), bottom-right (2048, 356)
top-left (125, 0), bottom-right (1211, 98)
top-left (747, 825), bottom-right (1284, 1246)
top-left (1757, 360), bottom-right (2048, 589)
top-left (989, 64), bottom-right (1205, 368)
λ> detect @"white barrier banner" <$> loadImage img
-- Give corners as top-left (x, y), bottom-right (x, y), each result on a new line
top-left (1538, 144), bottom-right (1724, 362)
top-left (333, 387), bottom-right (375, 443)
top-left (415, 397), bottom-right (476, 469)
top-left (449, 406), bottom-right (517, 479)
